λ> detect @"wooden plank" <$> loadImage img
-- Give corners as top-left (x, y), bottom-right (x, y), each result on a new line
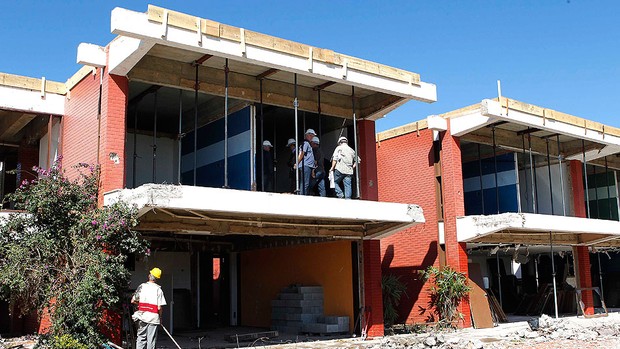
top-left (0, 72), bottom-right (66, 95)
top-left (469, 280), bottom-right (494, 329)
top-left (146, 5), bottom-right (421, 85)
top-left (65, 66), bottom-right (93, 92)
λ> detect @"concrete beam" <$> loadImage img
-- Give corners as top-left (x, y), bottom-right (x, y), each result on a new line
top-left (0, 84), bottom-right (64, 116)
top-left (110, 7), bottom-right (437, 103)
top-left (77, 43), bottom-right (107, 68)
top-left (108, 36), bottom-right (155, 76)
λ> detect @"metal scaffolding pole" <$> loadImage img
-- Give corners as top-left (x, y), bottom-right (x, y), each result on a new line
top-left (492, 127), bottom-right (499, 213)
top-left (557, 135), bottom-right (566, 216)
top-left (583, 140), bottom-right (591, 218)
top-left (152, 90), bottom-right (158, 183)
top-left (546, 139), bottom-right (554, 215)
top-left (496, 250), bottom-right (503, 307)
top-left (224, 59), bottom-right (230, 188)
top-left (598, 251), bottom-right (605, 303)
top-left (477, 143), bottom-right (485, 214)
top-left (550, 232), bottom-right (559, 319)
top-left (260, 79), bottom-right (264, 192)
top-left (177, 90), bottom-right (183, 184)
top-left (522, 134), bottom-right (531, 212)
top-left (317, 90), bottom-right (322, 140)
top-left (193, 65), bottom-right (198, 186)
top-left (527, 127), bottom-right (538, 213)
top-left (294, 74), bottom-right (300, 194)
top-left (352, 86), bottom-right (361, 199)
top-left (529, 133), bottom-right (539, 213)
top-left (594, 164), bottom-right (600, 216)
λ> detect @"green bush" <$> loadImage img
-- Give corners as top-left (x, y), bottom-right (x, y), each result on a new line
top-left (420, 266), bottom-right (470, 328)
top-left (52, 334), bottom-right (88, 349)
top-left (381, 273), bottom-right (407, 327)
top-left (0, 161), bottom-right (149, 347)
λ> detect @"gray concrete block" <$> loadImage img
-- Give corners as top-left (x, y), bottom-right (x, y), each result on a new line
top-left (301, 323), bottom-right (341, 334)
top-left (298, 286), bottom-right (323, 294)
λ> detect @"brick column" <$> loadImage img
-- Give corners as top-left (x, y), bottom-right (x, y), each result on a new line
top-left (17, 144), bottom-right (38, 184)
top-left (569, 160), bottom-right (594, 315)
top-left (98, 72), bottom-right (128, 203)
top-left (441, 122), bottom-right (471, 327)
top-left (357, 120), bottom-right (378, 201)
top-left (358, 119), bottom-right (383, 336)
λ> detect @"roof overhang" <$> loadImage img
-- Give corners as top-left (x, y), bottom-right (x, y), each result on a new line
top-left (102, 5), bottom-right (436, 120)
top-left (457, 213), bottom-right (620, 247)
top-left (103, 184), bottom-right (424, 240)
top-left (0, 73), bottom-right (65, 116)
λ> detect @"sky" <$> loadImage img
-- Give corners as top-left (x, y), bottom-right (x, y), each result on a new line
top-left (1, 1), bottom-right (618, 132)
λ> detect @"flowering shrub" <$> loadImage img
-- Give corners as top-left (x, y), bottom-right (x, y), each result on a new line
top-left (0, 161), bottom-right (149, 347)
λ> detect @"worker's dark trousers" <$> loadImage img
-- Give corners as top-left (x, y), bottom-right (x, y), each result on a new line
top-left (136, 321), bottom-right (158, 349)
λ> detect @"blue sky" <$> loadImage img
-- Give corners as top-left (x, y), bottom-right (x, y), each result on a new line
top-left (1, 1), bottom-right (618, 132)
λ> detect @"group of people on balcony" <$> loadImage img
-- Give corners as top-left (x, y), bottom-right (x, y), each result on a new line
top-left (259, 129), bottom-right (359, 198)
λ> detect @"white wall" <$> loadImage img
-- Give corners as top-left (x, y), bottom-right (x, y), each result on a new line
top-left (38, 120), bottom-right (61, 169)
top-left (125, 133), bottom-right (178, 188)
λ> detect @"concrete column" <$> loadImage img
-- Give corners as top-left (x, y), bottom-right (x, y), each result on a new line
top-left (569, 160), bottom-right (595, 315)
top-left (440, 121), bottom-right (471, 327)
top-left (363, 239), bottom-right (384, 338)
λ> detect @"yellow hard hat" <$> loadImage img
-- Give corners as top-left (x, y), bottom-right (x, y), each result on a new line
top-left (150, 267), bottom-right (162, 279)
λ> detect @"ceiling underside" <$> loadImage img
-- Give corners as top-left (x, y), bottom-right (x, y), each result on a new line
top-left (0, 109), bottom-right (51, 145)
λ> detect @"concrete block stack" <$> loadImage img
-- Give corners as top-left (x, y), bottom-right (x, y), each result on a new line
top-left (271, 285), bottom-right (349, 335)
top-left (271, 286), bottom-right (324, 334)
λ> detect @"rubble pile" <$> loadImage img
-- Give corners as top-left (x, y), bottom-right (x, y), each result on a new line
top-left (366, 333), bottom-right (484, 349)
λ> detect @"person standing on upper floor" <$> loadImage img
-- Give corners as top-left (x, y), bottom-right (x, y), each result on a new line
top-left (286, 138), bottom-right (297, 193)
top-left (297, 129), bottom-right (316, 195)
top-left (309, 136), bottom-right (326, 197)
top-left (259, 140), bottom-right (274, 192)
top-left (329, 136), bottom-right (360, 199)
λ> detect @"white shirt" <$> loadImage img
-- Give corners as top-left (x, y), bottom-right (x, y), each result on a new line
top-left (331, 143), bottom-right (359, 175)
top-left (131, 282), bottom-right (167, 324)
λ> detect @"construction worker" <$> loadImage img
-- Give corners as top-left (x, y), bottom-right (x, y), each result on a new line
top-left (286, 138), bottom-right (297, 193)
top-left (259, 140), bottom-right (274, 192)
top-left (309, 136), bottom-right (326, 197)
top-left (330, 136), bottom-right (360, 199)
top-left (131, 268), bottom-right (167, 349)
top-left (297, 129), bottom-right (316, 195)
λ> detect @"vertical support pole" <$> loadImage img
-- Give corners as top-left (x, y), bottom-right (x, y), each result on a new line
top-left (583, 140), bottom-right (591, 218)
top-left (496, 250), bottom-right (503, 307)
top-left (152, 90), bottom-right (158, 183)
top-left (606, 157), bottom-right (612, 219)
top-left (224, 59), bottom-right (230, 188)
top-left (352, 86), bottom-right (361, 199)
top-left (477, 143), bottom-right (485, 214)
top-left (177, 90), bottom-right (183, 184)
top-left (550, 232), bottom-right (559, 319)
top-left (529, 133), bottom-right (539, 213)
top-left (546, 139), bottom-right (554, 215)
top-left (46, 115), bottom-right (52, 168)
top-left (557, 135), bottom-right (566, 216)
top-left (534, 257), bottom-right (540, 289)
top-left (598, 252), bottom-right (605, 304)
top-left (514, 152), bottom-right (522, 213)
top-left (492, 127), bottom-right (499, 213)
top-left (260, 79), bottom-right (265, 192)
top-left (132, 104), bottom-right (138, 188)
top-left (196, 252), bottom-right (200, 328)
top-left (294, 74), bottom-right (300, 194)
top-left (193, 65), bottom-right (198, 186)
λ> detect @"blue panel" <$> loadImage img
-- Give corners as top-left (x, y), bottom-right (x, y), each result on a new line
top-left (464, 191), bottom-right (483, 215)
top-left (481, 185), bottom-right (518, 214)
top-left (182, 151), bottom-right (250, 190)
top-left (181, 107), bottom-right (251, 156)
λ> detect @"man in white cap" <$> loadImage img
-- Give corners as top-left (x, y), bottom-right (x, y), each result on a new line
top-left (286, 138), bottom-right (297, 193)
top-left (330, 136), bottom-right (360, 199)
top-left (297, 129), bottom-right (316, 195)
top-left (132, 267), bottom-right (167, 349)
top-left (260, 140), bottom-right (274, 192)
top-left (309, 136), bottom-right (326, 197)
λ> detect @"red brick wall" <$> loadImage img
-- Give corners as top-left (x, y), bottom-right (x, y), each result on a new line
top-left (17, 144), bottom-right (38, 184)
top-left (62, 68), bottom-right (100, 180)
top-left (569, 160), bottom-right (594, 314)
top-left (358, 120), bottom-right (378, 201)
top-left (376, 124), bottom-right (471, 327)
top-left (98, 72), bottom-right (128, 197)
top-left (376, 128), bottom-right (439, 324)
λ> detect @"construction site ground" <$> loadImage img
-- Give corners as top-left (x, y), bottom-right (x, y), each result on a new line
top-left (4, 313), bottom-right (620, 348)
